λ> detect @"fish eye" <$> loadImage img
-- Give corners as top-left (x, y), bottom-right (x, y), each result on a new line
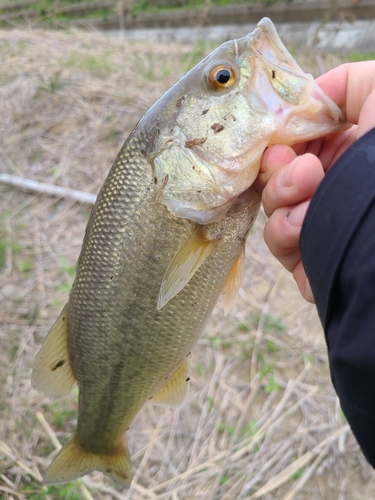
top-left (206, 63), bottom-right (236, 91)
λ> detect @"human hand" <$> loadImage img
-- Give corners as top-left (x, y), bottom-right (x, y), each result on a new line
top-left (254, 61), bottom-right (375, 302)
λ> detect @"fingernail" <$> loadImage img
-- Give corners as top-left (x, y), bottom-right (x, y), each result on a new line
top-left (286, 201), bottom-right (309, 227)
top-left (278, 161), bottom-right (295, 188)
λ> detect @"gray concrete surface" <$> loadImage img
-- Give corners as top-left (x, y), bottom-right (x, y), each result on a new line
top-left (107, 19), bottom-right (375, 52)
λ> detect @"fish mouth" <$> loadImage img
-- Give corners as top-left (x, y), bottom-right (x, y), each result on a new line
top-left (245, 17), bottom-right (349, 142)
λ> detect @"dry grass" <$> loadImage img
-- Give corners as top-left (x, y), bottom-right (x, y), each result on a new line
top-left (1, 28), bottom-right (375, 500)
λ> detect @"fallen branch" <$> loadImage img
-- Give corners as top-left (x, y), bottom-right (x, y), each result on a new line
top-left (0, 173), bottom-right (96, 205)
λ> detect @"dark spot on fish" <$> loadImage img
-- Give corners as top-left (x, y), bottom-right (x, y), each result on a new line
top-left (231, 114), bottom-right (237, 121)
top-left (187, 352), bottom-right (191, 357)
top-left (185, 137), bottom-right (207, 148)
top-left (211, 123), bottom-right (224, 133)
top-left (176, 96), bottom-right (186, 107)
top-left (272, 70), bottom-right (276, 79)
top-left (192, 166), bottom-right (195, 170)
top-left (62, 317), bottom-right (66, 321)
top-left (141, 149), bottom-right (146, 156)
top-left (106, 468), bottom-right (112, 473)
top-left (110, 276), bottom-right (114, 280)
top-left (202, 109), bottom-right (209, 115)
top-left (51, 359), bottom-right (65, 371)
top-left (154, 177), bottom-right (157, 184)
top-left (197, 190), bottom-right (201, 193)
top-left (186, 377), bottom-right (190, 382)
top-left (165, 376), bottom-right (168, 380)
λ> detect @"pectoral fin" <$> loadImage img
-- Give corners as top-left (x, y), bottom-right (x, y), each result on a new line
top-left (150, 360), bottom-right (189, 407)
top-left (31, 305), bottom-right (76, 398)
top-left (43, 433), bottom-right (132, 488)
top-left (221, 247), bottom-right (245, 316)
top-left (157, 229), bottom-right (218, 310)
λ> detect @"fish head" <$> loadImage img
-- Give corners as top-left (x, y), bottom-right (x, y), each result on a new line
top-left (148, 17), bottom-right (349, 224)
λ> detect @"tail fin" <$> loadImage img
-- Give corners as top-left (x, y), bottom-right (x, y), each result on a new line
top-left (43, 434), bottom-right (132, 488)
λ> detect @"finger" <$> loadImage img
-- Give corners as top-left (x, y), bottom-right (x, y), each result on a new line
top-left (262, 154), bottom-right (323, 217)
top-left (358, 87), bottom-right (375, 138)
top-left (317, 126), bottom-right (357, 170)
top-left (254, 145), bottom-right (296, 193)
top-left (291, 138), bottom-right (323, 157)
top-left (317, 62), bottom-right (375, 137)
top-left (293, 261), bottom-right (315, 304)
top-left (263, 202), bottom-right (309, 271)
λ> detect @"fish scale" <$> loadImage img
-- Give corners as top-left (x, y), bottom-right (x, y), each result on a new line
top-left (31, 17), bottom-right (349, 487)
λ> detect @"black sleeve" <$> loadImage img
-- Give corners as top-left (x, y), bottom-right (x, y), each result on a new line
top-left (300, 126), bottom-right (375, 467)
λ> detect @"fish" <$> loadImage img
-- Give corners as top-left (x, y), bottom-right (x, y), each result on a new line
top-left (31, 17), bottom-right (348, 487)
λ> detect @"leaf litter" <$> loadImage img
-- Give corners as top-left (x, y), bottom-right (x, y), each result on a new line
top-left (1, 28), bottom-right (375, 500)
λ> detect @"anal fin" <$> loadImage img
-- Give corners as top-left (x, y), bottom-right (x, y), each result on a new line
top-left (31, 304), bottom-right (76, 398)
top-left (150, 360), bottom-right (189, 407)
top-left (43, 433), bottom-right (132, 488)
top-left (157, 229), bottom-right (218, 310)
top-left (221, 246), bottom-right (245, 316)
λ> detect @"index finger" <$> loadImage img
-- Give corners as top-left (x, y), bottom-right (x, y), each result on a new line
top-left (316, 61), bottom-right (375, 138)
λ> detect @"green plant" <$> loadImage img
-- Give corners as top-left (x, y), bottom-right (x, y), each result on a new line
top-left (38, 71), bottom-right (66, 93)
top-left (348, 51), bottom-right (375, 62)
top-left (45, 400), bottom-right (77, 429)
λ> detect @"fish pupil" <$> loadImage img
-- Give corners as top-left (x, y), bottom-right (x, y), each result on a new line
top-left (216, 69), bottom-right (231, 84)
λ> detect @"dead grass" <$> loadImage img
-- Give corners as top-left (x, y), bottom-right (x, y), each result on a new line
top-left (1, 28), bottom-right (375, 500)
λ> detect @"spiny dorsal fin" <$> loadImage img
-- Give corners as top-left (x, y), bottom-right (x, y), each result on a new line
top-left (221, 246), bottom-right (245, 316)
top-left (150, 360), bottom-right (189, 407)
top-left (43, 433), bottom-right (132, 487)
top-left (157, 229), bottom-right (218, 310)
top-left (31, 305), bottom-right (76, 398)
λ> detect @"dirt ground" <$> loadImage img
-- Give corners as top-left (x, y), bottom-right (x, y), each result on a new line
top-left (1, 28), bottom-right (375, 500)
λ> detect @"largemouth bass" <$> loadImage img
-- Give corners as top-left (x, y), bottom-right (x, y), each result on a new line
top-left (32, 18), bottom-right (348, 487)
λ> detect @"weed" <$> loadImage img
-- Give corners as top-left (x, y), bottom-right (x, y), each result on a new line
top-left (66, 50), bottom-right (114, 77)
top-left (238, 321), bottom-right (250, 332)
top-left (0, 239), bottom-right (20, 268)
top-left (21, 482), bottom-right (82, 500)
top-left (240, 420), bottom-right (258, 437)
top-left (348, 51), bottom-right (375, 62)
top-left (18, 259), bottom-right (33, 273)
top-left (38, 72), bottom-right (66, 93)
top-left (266, 339), bottom-right (279, 354)
top-left (220, 473), bottom-right (229, 485)
top-left (58, 255), bottom-right (76, 277)
top-left (206, 396), bottom-right (214, 411)
top-left (45, 400), bottom-right (77, 429)
top-left (58, 281), bottom-right (73, 293)
top-left (261, 365), bottom-right (281, 394)
top-left (289, 468), bottom-right (304, 481)
top-left (209, 336), bottom-right (222, 350)
top-left (182, 40), bottom-right (216, 72)
top-left (216, 422), bottom-right (235, 435)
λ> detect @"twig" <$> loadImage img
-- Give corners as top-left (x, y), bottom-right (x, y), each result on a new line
top-left (36, 411), bottom-right (61, 451)
top-left (250, 268), bottom-right (285, 381)
top-left (251, 425), bottom-right (350, 498)
top-left (0, 173), bottom-right (96, 205)
top-left (0, 440), bottom-right (43, 482)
